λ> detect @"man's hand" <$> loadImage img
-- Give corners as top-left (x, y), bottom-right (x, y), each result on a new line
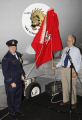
top-left (72, 72), bottom-right (78, 79)
top-left (11, 83), bottom-right (16, 88)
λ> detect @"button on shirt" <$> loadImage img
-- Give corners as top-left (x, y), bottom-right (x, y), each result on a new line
top-left (56, 46), bottom-right (82, 73)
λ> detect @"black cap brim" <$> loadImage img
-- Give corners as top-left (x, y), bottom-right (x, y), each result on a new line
top-left (6, 39), bottom-right (18, 46)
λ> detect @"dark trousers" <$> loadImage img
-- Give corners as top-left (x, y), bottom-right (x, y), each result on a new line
top-left (5, 83), bottom-right (22, 114)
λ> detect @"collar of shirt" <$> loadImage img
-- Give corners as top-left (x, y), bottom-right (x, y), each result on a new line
top-left (67, 46), bottom-right (74, 50)
top-left (12, 53), bottom-right (16, 55)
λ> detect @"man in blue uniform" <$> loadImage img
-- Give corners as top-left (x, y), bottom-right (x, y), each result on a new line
top-left (2, 39), bottom-right (25, 120)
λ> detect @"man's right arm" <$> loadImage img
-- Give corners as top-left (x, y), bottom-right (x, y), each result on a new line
top-left (56, 48), bottom-right (66, 68)
top-left (2, 57), bottom-right (13, 85)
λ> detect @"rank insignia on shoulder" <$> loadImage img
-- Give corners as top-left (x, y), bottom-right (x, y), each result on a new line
top-left (19, 56), bottom-right (23, 64)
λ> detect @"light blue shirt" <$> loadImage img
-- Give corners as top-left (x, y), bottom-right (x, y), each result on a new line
top-left (56, 46), bottom-right (82, 73)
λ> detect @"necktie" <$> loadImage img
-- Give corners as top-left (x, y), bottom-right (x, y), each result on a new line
top-left (14, 54), bottom-right (18, 59)
top-left (64, 49), bottom-right (70, 67)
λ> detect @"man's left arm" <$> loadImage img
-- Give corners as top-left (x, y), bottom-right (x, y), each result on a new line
top-left (20, 55), bottom-right (26, 79)
top-left (72, 48), bottom-right (82, 78)
top-left (17, 52), bottom-right (26, 79)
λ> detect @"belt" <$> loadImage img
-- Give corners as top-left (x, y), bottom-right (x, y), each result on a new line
top-left (62, 66), bottom-right (71, 68)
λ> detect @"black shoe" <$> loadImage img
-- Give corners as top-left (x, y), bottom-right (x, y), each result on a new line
top-left (60, 102), bottom-right (69, 106)
top-left (16, 111), bottom-right (24, 117)
top-left (9, 114), bottom-right (18, 120)
top-left (72, 104), bottom-right (77, 109)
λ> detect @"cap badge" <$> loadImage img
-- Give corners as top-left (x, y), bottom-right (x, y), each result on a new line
top-left (12, 41), bottom-right (15, 44)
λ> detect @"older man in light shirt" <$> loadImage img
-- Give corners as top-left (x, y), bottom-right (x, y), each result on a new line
top-left (56, 35), bottom-right (82, 109)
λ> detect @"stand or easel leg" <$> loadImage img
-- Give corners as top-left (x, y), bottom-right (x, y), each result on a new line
top-left (69, 66), bottom-right (73, 120)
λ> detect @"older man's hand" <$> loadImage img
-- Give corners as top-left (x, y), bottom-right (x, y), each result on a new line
top-left (72, 72), bottom-right (78, 79)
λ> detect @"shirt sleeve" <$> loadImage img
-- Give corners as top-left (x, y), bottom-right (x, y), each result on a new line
top-left (72, 48), bottom-right (82, 73)
top-left (56, 48), bottom-right (65, 68)
top-left (2, 57), bottom-right (14, 84)
top-left (21, 64), bottom-right (25, 76)
top-left (20, 55), bottom-right (25, 76)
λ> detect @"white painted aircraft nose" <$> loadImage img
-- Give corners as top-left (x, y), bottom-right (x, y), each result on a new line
top-left (25, 45), bottom-right (35, 54)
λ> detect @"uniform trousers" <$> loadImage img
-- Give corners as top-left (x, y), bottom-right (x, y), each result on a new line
top-left (5, 82), bottom-right (22, 114)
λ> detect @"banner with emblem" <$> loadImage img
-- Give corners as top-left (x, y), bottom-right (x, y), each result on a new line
top-left (32, 9), bottom-right (63, 68)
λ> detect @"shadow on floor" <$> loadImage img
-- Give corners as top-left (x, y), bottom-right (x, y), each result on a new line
top-left (0, 93), bottom-right (82, 120)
